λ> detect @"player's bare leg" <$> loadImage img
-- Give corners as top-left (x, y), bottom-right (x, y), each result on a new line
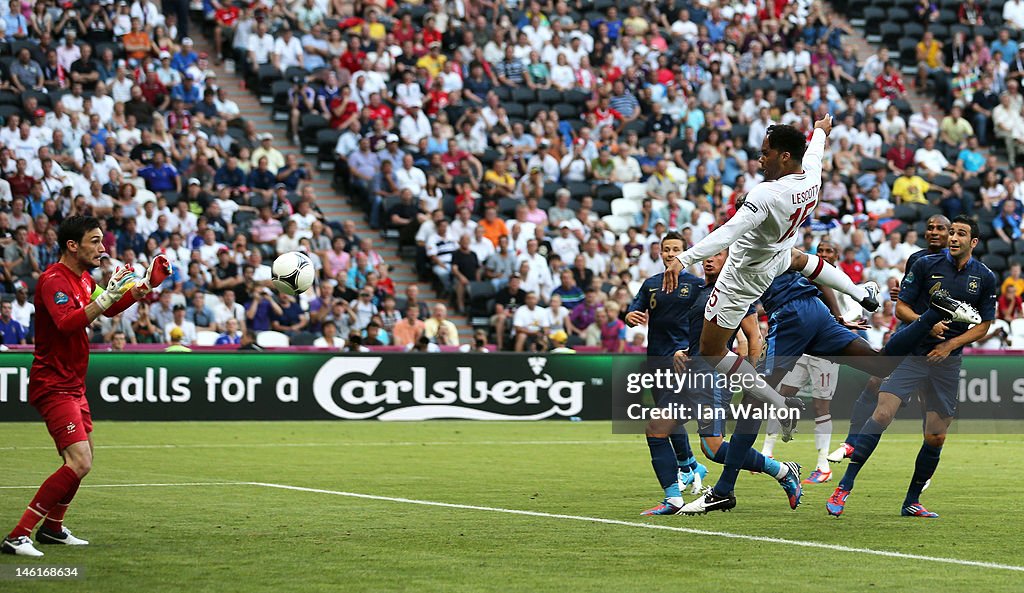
top-left (789, 249), bottom-right (880, 311)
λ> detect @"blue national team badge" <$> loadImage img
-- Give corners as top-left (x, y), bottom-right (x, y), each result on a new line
top-left (679, 284), bottom-right (691, 297)
top-left (54, 291), bottom-right (69, 305)
top-left (967, 276), bottom-right (980, 295)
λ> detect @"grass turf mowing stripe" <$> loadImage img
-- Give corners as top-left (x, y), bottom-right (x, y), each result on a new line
top-left (250, 481), bottom-right (1024, 574)
top-left (0, 482), bottom-right (245, 489)
top-left (0, 437), bottom-right (1019, 451)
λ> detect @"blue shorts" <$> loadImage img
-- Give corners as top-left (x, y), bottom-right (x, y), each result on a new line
top-left (763, 297), bottom-right (859, 377)
top-left (879, 356), bottom-right (960, 418)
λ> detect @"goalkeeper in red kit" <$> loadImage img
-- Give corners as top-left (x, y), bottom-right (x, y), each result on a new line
top-left (2, 216), bottom-right (171, 557)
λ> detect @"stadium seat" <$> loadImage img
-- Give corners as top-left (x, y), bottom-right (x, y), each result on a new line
top-left (537, 89), bottom-right (562, 105)
top-left (563, 90), bottom-right (589, 106)
top-left (893, 204), bottom-right (919, 223)
top-left (594, 184), bottom-right (622, 201)
top-left (566, 181), bottom-right (592, 199)
top-left (1009, 254), bottom-right (1024, 269)
top-left (553, 102), bottom-right (578, 120)
top-left (981, 254), bottom-right (1007, 275)
top-left (317, 128), bottom-right (342, 170)
top-left (602, 214), bottom-right (631, 234)
top-left (1012, 319), bottom-right (1024, 343)
top-left (622, 182), bottom-right (647, 201)
top-left (591, 198), bottom-right (612, 217)
top-left (468, 282), bottom-right (496, 317)
top-left (256, 331), bottom-right (291, 348)
top-left (512, 87), bottom-right (536, 104)
top-left (526, 102), bottom-right (548, 119)
top-left (299, 114), bottom-right (328, 150)
top-left (291, 331), bottom-right (318, 346)
top-left (504, 102), bottom-right (526, 119)
top-left (1014, 239), bottom-right (1024, 254)
top-left (196, 331), bottom-right (221, 346)
top-left (987, 239), bottom-right (1013, 256)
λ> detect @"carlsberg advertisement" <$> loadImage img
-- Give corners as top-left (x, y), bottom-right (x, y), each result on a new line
top-left (0, 353), bottom-right (614, 421)
top-left (1, 353), bottom-right (1022, 422)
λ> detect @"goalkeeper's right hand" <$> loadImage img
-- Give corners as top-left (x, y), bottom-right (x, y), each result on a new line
top-left (96, 267), bottom-right (137, 311)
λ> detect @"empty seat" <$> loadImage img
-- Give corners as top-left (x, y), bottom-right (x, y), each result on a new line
top-left (987, 238), bottom-right (1013, 256)
top-left (256, 331), bottom-right (291, 348)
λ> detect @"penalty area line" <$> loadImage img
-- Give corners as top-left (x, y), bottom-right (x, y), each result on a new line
top-left (250, 481), bottom-right (1024, 574)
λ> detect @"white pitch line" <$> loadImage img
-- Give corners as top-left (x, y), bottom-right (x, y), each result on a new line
top-left (251, 481), bottom-right (1024, 574)
top-left (0, 482), bottom-right (245, 489)
top-left (0, 437), bottom-right (1018, 452)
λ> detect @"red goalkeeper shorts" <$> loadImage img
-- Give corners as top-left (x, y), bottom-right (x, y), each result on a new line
top-left (32, 393), bottom-right (92, 454)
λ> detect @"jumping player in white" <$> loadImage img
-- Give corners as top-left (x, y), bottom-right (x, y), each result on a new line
top-left (661, 115), bottom-right (878, 413)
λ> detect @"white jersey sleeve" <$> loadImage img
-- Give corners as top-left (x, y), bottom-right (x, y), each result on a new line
top-left (802, 128), bottom-right (827, 178)
top-left (676, 194), bottom-right (769, 268)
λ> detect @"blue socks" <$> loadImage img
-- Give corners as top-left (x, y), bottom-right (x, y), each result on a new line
top-left (883, 308), bottom-right (942, 356)
top-left (839, 417), bottom-right (887, 491)
top-left (647, 437), bottom-right (680, 496)
top-left (844, 384), bottom-right (879, 448)
top-left (904, 442), bottom-right (942, 506)
top-left (670, 432), bottom-right (698, 472)
top-left (710, 439), bottom-right (774, 474)
top-left (713, 415), bottom-right (761, 497)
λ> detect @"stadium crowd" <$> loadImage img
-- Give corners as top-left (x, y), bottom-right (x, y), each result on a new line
top-left (0, 0), bottom-right (1023, 353)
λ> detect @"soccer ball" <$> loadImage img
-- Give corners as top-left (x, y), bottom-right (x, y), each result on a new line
top-left (271, 251), bottom-right (315, 295)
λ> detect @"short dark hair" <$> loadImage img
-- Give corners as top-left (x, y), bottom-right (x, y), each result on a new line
top-left (765, 124), bottom-right (807, 161)
top-left (662, 231), bottom-right (685, 244)
top-left (57, 215), bottom-right (101, 254)
top-left (951, 214), bottom-right (979, 240)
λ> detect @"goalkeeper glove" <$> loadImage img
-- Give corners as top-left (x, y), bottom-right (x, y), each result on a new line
top-left (142, 253), bottom-right (172, 289)
top-left (96, 267), bottom-right (137, 311)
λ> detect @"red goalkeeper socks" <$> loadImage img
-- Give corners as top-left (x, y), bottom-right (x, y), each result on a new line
top-left (42, 474), bottom-right (82, 534)
top-left (9, 465), bottom-right (80, 539)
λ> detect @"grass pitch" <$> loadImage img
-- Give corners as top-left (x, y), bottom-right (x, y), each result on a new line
top-left (1, 420), bottom-right (1022, 592)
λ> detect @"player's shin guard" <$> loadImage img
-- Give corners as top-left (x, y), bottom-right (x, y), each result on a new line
top-left (883, 309), bottom-right (943, 357)
top-left (9, 466), bottom-right (79, 540)
top-left (42, 476), bottom-right (81, 534)
top-left (647, 437), bottom-right (682, 499)
top-left (814, 414), bottom-right (833, 470)
top-left (715, 352), bottom-right (788, 409)
top-left (800, 254), bottom-right (869, 301)
top-left (904, 442), bottom-right (942, 506)
top-left (838, 417), bottom-right (887, 491)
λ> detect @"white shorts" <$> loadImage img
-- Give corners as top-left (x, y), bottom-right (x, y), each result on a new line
top-left (781, 355), bottom-right (840, 400)
top-left (704, 249), bottom-right (792, 329)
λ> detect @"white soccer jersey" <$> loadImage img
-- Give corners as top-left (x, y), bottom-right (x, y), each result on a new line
top-left (677, 129), bottom-right (826, 269)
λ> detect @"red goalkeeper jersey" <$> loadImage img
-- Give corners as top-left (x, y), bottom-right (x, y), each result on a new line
top-left (29, 263), bottom-right (135, 403)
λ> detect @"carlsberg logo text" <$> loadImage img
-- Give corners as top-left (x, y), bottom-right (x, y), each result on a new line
top-left (313, 357), bottom-right (586, 420)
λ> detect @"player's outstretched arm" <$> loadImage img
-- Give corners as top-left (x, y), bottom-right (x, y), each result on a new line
top-left (662, 198), bottom-right (767, 292)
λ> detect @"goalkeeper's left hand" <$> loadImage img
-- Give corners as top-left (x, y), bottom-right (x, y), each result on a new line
top-left (96, 267), bottom-right (138, 311)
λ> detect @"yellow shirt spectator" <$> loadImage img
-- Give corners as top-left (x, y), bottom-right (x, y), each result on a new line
top-left (416, 52), bottom-right (447, 78)
top-left (892, 174), bottom-right (930, 204)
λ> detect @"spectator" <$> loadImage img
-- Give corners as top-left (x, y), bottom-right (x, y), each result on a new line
top-left (216, 317), bottom-right (243, 345)
top-left (511, 292), bottom-right (550, 352)
top-left (892, 164), bottom-right (931, 204)
top-left (164, 304), bottom-right (197, 345)
top-left (993, 198), bottom-right (1024, 242)
top-left (998, 283), bottom-right (1024, 320)
top-left (0, 300), bottom-right (27, 345)
top-left (423, 303), bottom-right (460, 346)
